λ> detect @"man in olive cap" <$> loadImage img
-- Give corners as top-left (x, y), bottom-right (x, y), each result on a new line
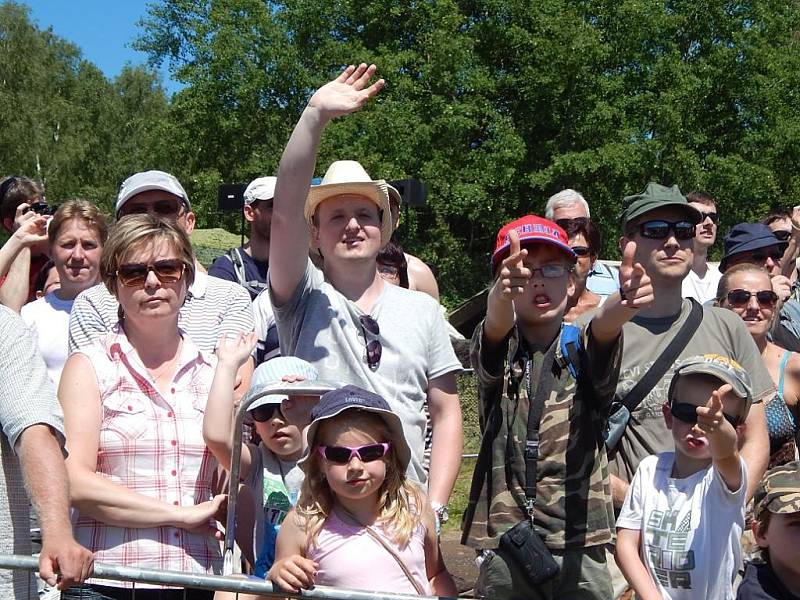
top-left (585, 183), bottom-right (772, 598)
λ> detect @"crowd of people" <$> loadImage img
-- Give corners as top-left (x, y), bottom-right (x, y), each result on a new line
top-left (0, 63), bottom-right (799, 600)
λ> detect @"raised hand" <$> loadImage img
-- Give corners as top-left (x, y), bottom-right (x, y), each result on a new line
top-left (495, 229), bottom-right (531, 302)
top-left (308, 63), bottom-right (385, 121)
top-left (771, 274), bottom-right (792, 302)
top-left (11, 204), bottom-right (48, 246)
top-left (695, 384), bottom-right (738, 457)
top-left (618, 240), bottom-right (654, 309)
top-left (269, 554), bottom-right (319, 593)
top-left (215, 332), bottom-right (257, 369)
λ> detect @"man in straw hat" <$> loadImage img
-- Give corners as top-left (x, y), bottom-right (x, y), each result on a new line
top-left (267, 64), bottom-right (463, 522)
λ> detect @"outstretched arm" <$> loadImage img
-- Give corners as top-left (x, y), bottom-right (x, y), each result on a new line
top-left (0, 206), bottom-right (47, 312)
top-left (269, 64), bottom-right (384, 305)
top-left (483, 229), bottom-right (530, 346)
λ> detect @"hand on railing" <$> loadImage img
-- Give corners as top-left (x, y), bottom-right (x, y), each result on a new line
top-left (39, 533), bottom-right (94, 590)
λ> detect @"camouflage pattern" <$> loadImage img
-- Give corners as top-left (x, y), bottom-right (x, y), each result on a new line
top-left (754, 460), bottom-right (800, 519)
top-left (461, 320), bottom-right (621, 551)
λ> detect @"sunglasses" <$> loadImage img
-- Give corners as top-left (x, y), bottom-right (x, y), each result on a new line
top-left (317, 442), bottom-right (391, 464)
top-left (725, 288), bottom-right (779, 308)
top-left (359, 315), bottom-right (382, 370)
top-left (570, 245), bottom-right (592, 257)
top-left (670, 402), bottom-right (741, 428)
top-left (123, 200), bottom-right (185, 218)
top-left (773, 230), bottom-right (791, 242)
top-left (555, 217), bottom-right (588, 231)
top-left (116, 259), bottom-right (185, 287)
top-left (250, 403), bottom-right (283, 423)
top-left (699, 211), bottom-right (719, 224)
top-left (638, 220), bottom-right (696, 240)
top-left (748, 249), bottom-right (784, 263)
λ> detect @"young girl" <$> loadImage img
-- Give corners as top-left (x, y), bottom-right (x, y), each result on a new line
top-left (268, 384), bottom-right (456, 597)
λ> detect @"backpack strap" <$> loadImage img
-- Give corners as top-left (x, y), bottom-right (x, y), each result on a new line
top-left (558, 323), bottom-right (582, 380)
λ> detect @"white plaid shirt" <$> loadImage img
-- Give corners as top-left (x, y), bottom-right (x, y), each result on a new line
top-left (73, 326), bottom-right (222, 588)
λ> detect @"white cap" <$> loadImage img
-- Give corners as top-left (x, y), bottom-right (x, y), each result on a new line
top-left (245, 357), bottom-right (319, 411)
top-left (116, 170), bottom-right (189, 215)
top-left (243, 176), bottom-right (277, 207)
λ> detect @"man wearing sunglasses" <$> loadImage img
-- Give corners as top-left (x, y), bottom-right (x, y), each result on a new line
top-left (67, 170), bottom-right (256, 394)
top-left (595, 183), bottom-right (772, 598)
top-left (719, 222), bottom-right (800, 353)
top-left (267, 64), bottom-right (462, 520)
top-left (681, 190), bottom-right (722, 304)
top-left (545, 188), bottom-right (620, 297)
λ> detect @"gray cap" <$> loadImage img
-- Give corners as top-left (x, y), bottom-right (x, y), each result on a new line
top-left (243, 177), bottom-right (277, 207)
top-left (668, 354), bottom-right (754, 421)
top-left (244, 357), bottom-right (318, 411)
top-left (116, 170), bottom-right (189, 215)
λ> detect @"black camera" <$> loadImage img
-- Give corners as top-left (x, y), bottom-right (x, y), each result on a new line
top-left (29, 202), bottom-right (57, 216)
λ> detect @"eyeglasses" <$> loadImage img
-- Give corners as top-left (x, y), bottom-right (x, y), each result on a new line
top-left (699, 211), bottom-right (719, 224)
top-left (122, 199), bottom-right (185, 218)
top-left (638, 220), bottom-right (696, 240)
top-left (570, 245), bottom-right (592, 257)
top-left (359, 315), bottom-right (382, 370)
top-left (530, 264), bottom-right (571, 278)
top-left (117, 259), bottom-right (185, 287)
top-left (725, 288), bottom-right (779, 308)
top-left (670, 402), bottom-right (741, 428)
top-left (317, 442), bottom-right (391, 464)
top-left (555, 217), bottom-right (588, 231)
top-left (772, 230), bottom-right (791, 242)
top-left (250, 403), bottom-right (283, 423)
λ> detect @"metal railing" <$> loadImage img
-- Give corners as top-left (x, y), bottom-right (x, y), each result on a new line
top-left (0, 555), bottom-right (454, 599)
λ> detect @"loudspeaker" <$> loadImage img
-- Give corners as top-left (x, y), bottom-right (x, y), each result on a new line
top-left (218, 183), bottom-right (247, 212)
top-left (388, 178), bottom-right (428, 207)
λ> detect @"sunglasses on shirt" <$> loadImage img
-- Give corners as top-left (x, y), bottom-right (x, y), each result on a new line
top-left (670, 402), bottom-right (741, 428)
top-left (725, 288), bottom-right (779, 308)
top-left (359, 315), bottom-right (382, 370)
top-left (116, 259), bottom-right (185, 287)
top-left (317, 442), bottom-right (392, 464)
top-left (637, 220), bottom-right (696, 240)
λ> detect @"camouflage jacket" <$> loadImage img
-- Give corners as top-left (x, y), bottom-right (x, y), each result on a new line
top-left (461, 320), bottom-right (621, 550)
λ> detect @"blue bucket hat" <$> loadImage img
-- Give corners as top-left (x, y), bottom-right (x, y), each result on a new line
top-left (720, 222), bottom-right (788, 272)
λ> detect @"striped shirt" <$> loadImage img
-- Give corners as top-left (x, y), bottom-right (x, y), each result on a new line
top-left (73, 327), bottom-right (222, 587)
top-left (0, 306), bottom-right (65, 599)
top-left (68, 269), bottom-right (255, 354)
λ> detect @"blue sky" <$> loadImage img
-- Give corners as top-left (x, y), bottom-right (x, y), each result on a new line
top-left (25, 0), bottom-right (180, 95)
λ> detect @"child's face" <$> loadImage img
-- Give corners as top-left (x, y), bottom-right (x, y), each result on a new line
top-left (317, 415), bottom-right (389, 507)
top-left (253, 403), bottom-right (304, 460)
top-left (514, 244), bottom-right (575, 326)
top-left (755, 512), bottom-right (800, 579)
top-left (664, 375), bottom-right (742, 461)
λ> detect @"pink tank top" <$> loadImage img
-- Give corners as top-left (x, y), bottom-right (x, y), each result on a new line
top-left (307, 509), bottom-right (432, 595)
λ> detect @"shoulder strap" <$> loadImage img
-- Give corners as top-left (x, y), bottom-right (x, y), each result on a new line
top-left (524, 341), bottom-right (558, 503)
top-left (558, 323), bottom-right (582, 379)
top-left (620, 298), bottom-right (704, 413)
top-left (778, 349), bottom-right (792, 398)
top-left (226, 248), bottom-right (248, 288)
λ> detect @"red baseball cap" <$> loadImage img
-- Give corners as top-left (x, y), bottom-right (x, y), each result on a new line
top-left (491, 215), bottom-right (576, 271)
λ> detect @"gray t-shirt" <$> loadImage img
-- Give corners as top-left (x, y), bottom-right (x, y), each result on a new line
top-left (602, 300), bottom-right (774, 483)
top-left (272, 260), bottom-right (461, 484)
top-left (0, 305), bottom-right (65, 598)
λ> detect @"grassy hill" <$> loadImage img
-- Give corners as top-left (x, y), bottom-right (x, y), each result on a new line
top-left (191, 228), bottom-right (242, 267)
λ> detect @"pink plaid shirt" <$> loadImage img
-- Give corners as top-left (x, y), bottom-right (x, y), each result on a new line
top-left (73, 326), bottom-right (222, 588)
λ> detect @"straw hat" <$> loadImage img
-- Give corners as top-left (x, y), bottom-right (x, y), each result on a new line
top-left (304, 161), bottom-right (394, 245)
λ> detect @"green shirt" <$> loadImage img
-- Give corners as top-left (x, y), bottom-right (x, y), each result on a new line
top-left (461, 320), bottom-right (621, 550)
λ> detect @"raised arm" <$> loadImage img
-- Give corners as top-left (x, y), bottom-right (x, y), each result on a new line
top-left (205, 333), bottom-right (258, 477)
top-left (484, 229), bottom-right (529, 345)
top-left (0, 206), bottom-right (47, 312)
top-left (695, 385), bottom-right (743, 493)
top-left (590, 240), bottom-right (653, 347)
top-left (269, 64), bottom-right (384, 304)
top-left (60, 353), bottom-right (225, 531)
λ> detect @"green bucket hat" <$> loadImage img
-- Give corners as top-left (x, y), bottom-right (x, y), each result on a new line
top-left (754, 460), bottom-right (800, 520)
top-left (619, 183), bottom-right (703, 228)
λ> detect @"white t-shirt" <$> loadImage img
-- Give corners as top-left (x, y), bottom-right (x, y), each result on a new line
top-left (616, 452), bottom-right (747, 600)
top-left (20, 292), bottom-right (74, 387)
top-left (681, 265), bottom-right (722, 305)
top-left (272, 259), bottom-right (462, 485)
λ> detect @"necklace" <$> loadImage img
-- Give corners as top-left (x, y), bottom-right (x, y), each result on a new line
top-left (141, 338), bottom-right (183, 383)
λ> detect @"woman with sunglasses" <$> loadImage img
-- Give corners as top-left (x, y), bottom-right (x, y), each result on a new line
top-left (59, 215), bottom-right (227, 600)
top-left (716, 263), bottom-right (799, 468)
top-left (21, 200), bottom-right (107, 387)
top-left (563, 219), bottom-right (605, 322)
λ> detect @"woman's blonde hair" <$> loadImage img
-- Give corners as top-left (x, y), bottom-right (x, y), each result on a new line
top-left (100, 214), bottom-right (195, 296)
top-left (296, 410), bottom-right (424, 550)
top-left (716, 263), bottom-right (772, 303)
top-left (48, 199), bottom-right (109, 246)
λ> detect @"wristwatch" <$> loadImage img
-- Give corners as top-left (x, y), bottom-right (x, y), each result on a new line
top-left (431, 501), bottom-right (449, 525)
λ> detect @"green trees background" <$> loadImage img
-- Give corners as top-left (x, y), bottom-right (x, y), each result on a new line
top-left (4, 0), bottom-right (800, 306)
